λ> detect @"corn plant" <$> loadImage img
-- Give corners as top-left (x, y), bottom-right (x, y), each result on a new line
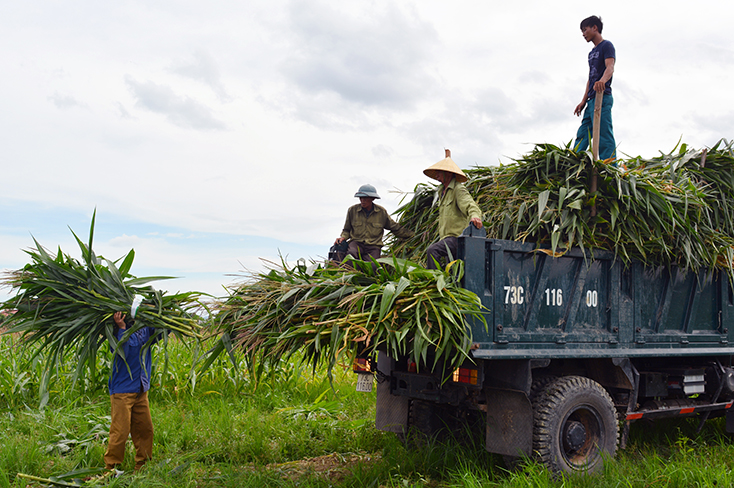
top-left (0, 334), bottom-right (36, 407)
top-left (0, 211), bottom-right (204, 405)
top-left (205, 256), bottom-right (487, 383)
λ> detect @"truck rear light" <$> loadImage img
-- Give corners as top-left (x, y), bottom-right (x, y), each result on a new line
top-left (667, 369), bottom-right (706, 395)
top-left (682, 372), bottom-right (705, 395)
top-left (453, 367), bottom-right (479, 385)
top-left (353, 357), bottom-right (371, 373)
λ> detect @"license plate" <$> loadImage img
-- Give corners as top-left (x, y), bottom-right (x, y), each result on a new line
top-left (356, 373), bottom-right (373, 392)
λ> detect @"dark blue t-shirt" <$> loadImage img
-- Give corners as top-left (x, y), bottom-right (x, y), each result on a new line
top-left (586, 39), bottom-right (615, 100)
top-left (108, 326), bottom-right (160, 394)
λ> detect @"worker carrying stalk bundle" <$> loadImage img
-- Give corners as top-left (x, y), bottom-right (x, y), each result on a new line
top-left (423, 150), bottom-right (483, 269)
top-left (334, 184), bottom-right (414, 262)
top-left (104, 310), bottom-right (160, 472)
top-left (573, 15), bottom-right (616, 160)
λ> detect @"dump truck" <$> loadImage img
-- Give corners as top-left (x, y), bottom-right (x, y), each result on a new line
top-left (355, 231), bottom-right (734, 474)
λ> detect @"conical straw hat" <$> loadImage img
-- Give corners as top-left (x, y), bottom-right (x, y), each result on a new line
top-left (423, 149), bottom-right (468, 183)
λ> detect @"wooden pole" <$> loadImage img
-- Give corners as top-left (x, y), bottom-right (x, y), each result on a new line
top-left (590, 92), bottom-right (604, 217)
top-left (592, 92), bottom-right (603, 161)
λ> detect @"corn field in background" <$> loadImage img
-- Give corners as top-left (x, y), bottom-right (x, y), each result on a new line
top-left (0, 332), bottom-right (280, 409)
top-left (387, 140), bottom-right (734, 275)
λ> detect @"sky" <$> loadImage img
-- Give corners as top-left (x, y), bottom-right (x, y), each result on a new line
top-left (3, 0), bottom-right (734, 303)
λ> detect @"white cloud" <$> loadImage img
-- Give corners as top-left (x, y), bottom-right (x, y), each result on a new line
top-left (48, 92), bottom-right (88, 110)
top-left (371, 144), bottom-right (394, 159)
top-left (116, 102), bottom-right (134, 119)
top-left (124, 76), bottom-right (226, 130)
top-left (169, 51), bottom-right (232, 102)
top-left (274, 1), bottom-right (439, 129)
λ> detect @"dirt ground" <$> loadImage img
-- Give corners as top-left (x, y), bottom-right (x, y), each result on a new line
top-left (265, 451), bottom-right (382, 483)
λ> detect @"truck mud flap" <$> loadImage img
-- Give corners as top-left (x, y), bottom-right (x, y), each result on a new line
top-left (375, 352), bottom-right (409, 434)
top-left (485, 387), bottom-right (533, 457)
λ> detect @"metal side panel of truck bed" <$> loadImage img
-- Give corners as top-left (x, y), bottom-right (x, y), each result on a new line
top-left (459, 236), bottom-right (734, 359)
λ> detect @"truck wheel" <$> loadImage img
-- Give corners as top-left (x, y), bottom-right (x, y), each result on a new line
top-left (532, 376), bottom-right (619, 474)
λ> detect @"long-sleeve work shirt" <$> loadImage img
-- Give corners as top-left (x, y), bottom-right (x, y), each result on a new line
top-left (437, 179), bottom-right (482, 239)
top-left (340, 203), bottom-right (414, 246)
top-left (108, 326), bottom-right (160, 394)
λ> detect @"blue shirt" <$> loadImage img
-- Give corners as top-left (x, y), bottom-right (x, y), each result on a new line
top-left (586, 39), bottom-right (615, 100)
top-left (108, 326), bottom-right (160, 394)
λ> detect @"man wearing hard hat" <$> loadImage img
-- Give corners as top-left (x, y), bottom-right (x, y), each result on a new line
top-left (334, 184), bottom-right (414, 261)
top-left (424, 150), bottom-right (483, 269)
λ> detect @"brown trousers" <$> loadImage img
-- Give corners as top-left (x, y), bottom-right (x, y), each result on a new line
top-left (426, 236), bottom-right (459, 269)
top-left (104, 392), bottom-right (154, 470)
top-left (347, 241), bottom-right (381, 260)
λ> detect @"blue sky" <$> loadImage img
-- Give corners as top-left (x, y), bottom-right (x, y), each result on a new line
top-left (3, 0), bottom-right (734, 303)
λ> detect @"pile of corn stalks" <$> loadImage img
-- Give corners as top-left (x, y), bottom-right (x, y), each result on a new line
top-left (388, 140), bottom-right (734, 274)
top-left (205, 257), bottom-right (486, 381)
top-left (209, 141), bottom-right (734, 377)
top-left (0, 213), bottom-right (203, 403)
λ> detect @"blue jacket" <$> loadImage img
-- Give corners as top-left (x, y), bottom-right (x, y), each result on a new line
top-left (108, 326), bottom-right (160, 394)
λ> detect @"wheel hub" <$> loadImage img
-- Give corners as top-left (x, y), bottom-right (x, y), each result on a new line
top-left (563, 420), bottom-right (587, 451)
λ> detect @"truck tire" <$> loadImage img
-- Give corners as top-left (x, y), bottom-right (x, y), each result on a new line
top-left (532, 376), bottom-right (619, 474)
top-left (530, 375), bottom-right (557, 402)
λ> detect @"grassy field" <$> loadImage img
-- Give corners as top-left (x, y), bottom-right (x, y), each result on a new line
top-left (2, 333), bottom-right (734, 488)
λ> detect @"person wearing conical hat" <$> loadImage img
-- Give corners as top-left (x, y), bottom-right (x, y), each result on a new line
top-left (334, 184), bottom-right (414, 262)
top-left (424, 150), bottom-right (483, 269)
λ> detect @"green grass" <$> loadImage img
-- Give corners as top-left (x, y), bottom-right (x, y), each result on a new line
top-left (2, 334), bottom-right (734, 487)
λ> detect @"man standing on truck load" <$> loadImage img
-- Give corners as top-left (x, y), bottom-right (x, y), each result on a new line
top-left (573, 15), bottom-right (616, 160)
top-left (334, 184), bottom-right (414, 261)
top-left (424, 150), bottom-right (483, 269)
top-left (104, 310), bottom-right (160, 472)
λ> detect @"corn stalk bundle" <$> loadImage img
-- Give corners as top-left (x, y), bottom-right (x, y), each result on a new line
top-left (205, 257), bottom-right (486, 382)
top-left (0, 213), bottom-right (203, 403)
top-left (387, 141), bottom-right (734, 274)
